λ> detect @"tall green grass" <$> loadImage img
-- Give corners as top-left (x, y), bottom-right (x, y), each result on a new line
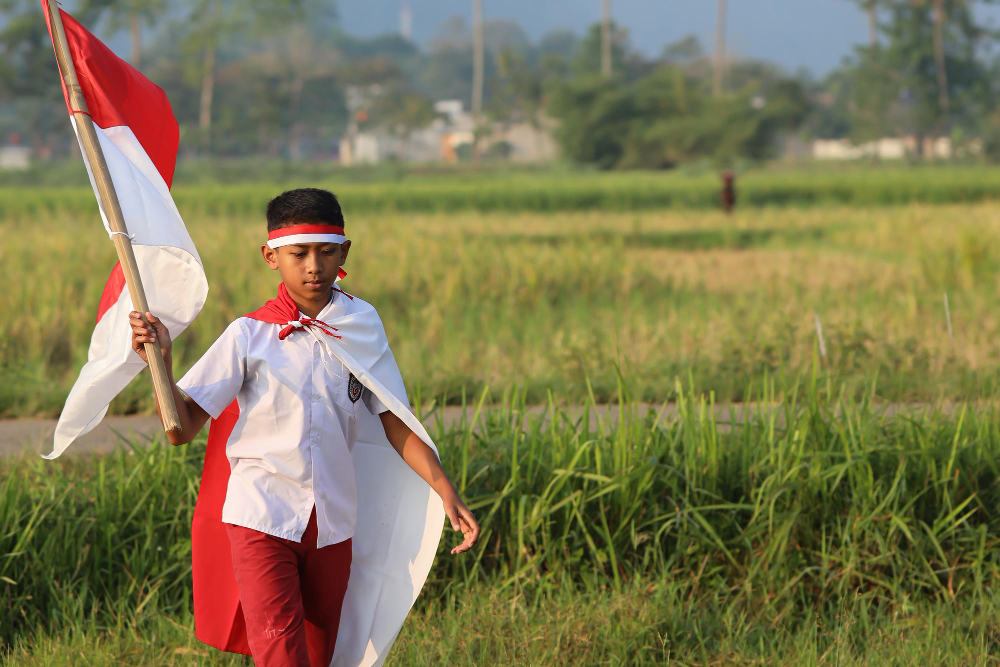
top-left (8, 579), bottom-right (1000, 664)
top-left (4, 384), bottom-right (1000, 661)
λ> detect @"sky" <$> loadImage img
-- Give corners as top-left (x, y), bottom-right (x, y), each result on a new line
top-left (339, 0), bottom-right (1000, 77)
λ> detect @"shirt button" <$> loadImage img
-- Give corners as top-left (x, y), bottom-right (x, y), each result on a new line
top-left (313, 393), bottom-right (321, 401)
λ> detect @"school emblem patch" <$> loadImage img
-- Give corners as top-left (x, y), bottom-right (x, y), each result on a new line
top-left (348, 374), bottom-right (362, 403)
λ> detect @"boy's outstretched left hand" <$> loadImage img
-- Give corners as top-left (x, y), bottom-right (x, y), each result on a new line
top-left (378, 410), bottom-right (481, 554)
top-left (442, 493), bottom-right (479, 554)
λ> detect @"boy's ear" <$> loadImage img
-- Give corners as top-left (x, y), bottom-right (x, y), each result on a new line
top-left (340, 240), bottom-right (351, 264)
top-left (261, 244), bottom-right (280, 270)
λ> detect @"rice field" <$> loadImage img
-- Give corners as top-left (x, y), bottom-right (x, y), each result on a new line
top-left (5, 163), bottom-right (1000, 218)
top-left (4, 181), bottom-right (1000, 417)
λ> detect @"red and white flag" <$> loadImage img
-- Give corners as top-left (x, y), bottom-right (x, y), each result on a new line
top-left (42, 5), bottom-right (208, 459)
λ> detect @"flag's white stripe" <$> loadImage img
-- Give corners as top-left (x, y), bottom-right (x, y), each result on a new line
top-left (267, 233), bottom-right (348, 248)
top-left (88, 125), bottom-right (201, 260)
top-left (48, 125), bottom-right (207, 458)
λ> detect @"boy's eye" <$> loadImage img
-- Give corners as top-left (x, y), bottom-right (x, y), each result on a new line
top-left (293, 253), bottom-right (306, 258)
top-left (322, 249), bottom-right (335, 255)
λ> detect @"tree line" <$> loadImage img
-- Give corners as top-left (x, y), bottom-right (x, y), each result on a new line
top-left (1, 0), bottom-right (999, 168)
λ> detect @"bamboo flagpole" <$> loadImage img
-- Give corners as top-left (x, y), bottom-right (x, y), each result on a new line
top-left (44, 0), bottom-right (181, 432)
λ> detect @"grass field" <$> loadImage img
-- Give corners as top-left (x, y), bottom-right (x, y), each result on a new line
top-left (3, 390), bottom-right (1000, 663)
top-left (5, 177), bottom-right (1000, 416)
top-left (6, 166), bottom-right (1000, 664)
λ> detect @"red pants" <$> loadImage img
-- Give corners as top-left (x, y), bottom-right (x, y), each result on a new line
top-left (226, 508), bottom-right (352, 667)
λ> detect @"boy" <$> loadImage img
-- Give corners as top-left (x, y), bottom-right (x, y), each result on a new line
top-left (128, 188), bottom-right (478, 666)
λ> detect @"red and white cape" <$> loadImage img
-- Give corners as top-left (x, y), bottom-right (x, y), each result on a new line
top-left (193, 284), bottom-right (446, 666)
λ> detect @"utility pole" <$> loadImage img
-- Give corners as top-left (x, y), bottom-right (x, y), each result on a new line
top-left (472, 0), bottom-right (484, 160)
top-left (932, 0), bottom-right (950, 120)
top-left (713, 0), bottom-right (727, 96)
top-left (601, 0), bottom-right (612, 77)
top-left (400, 0), bottom-right (412, 40)
top-left (472, 0), bottom-right (483, 117)
top-left (129, 13), bottom-right (141, 67)
top-left (865, 0), bottom-right (878, 47)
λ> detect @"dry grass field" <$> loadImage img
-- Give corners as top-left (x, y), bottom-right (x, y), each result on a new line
top-left (4, 197), bottom-right (1000, 416)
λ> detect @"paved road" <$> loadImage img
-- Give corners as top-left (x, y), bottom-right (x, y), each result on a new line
top-left (0, 403), bottom-right (711, 457)
top-left (0, 402), bottom-right (968, 458)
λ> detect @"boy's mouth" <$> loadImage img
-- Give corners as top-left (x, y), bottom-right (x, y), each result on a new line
top-left (305, 279), bottom-right (325, 289)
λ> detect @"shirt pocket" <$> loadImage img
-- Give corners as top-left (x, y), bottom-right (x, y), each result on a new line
top-left (332, 367), bottom-right (362, 414)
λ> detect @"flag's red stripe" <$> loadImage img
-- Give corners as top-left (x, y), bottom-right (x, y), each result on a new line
top-left (42, 4), bottom-right (179, 188)
top-left (267, 224), bottom-right (345, 239)
top-left (95, 262), bottom-right (126, 324)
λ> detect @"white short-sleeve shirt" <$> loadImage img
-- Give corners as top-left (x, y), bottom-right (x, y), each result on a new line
top-left (178, 290), bottom-right (387, 548)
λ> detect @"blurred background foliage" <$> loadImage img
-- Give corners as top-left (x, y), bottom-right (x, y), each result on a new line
top-left (3, 0), bottom-right (1000, 169)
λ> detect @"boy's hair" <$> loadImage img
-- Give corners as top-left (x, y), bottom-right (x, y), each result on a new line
top-left (265, 188), bottom-right (345, 232)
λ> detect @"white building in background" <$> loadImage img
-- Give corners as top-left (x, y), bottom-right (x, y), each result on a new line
top-left (0, 146), bottom-right (30, 169)
top-left (339, 96), bottom-right (557, 166)
top-left (811, 136), bottom-right (977, 161)
top-left (489, 121), bottom-right (558, 162)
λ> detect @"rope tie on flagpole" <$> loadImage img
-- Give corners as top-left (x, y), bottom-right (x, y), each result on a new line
top-left (108, 230), bottom-right (135, 241)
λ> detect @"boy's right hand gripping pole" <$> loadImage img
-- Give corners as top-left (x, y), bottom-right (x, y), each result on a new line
top-left (140, 314), bottom-right (182, 433)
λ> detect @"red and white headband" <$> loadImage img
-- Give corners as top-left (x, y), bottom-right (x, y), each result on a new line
top-left (267, 224), bottom-right (347, 249)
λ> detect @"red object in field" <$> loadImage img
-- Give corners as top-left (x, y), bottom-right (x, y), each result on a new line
top-left (721, 171), bottom-right (736, 214)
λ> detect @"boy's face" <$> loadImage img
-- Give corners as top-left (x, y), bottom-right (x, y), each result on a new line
top-left (261, 237), bottom-right (351, 307)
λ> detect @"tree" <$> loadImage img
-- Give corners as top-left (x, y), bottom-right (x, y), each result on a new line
top-left (661, 35), bottom-right (703, 64)
top-left (489, 46), bottom-right (546, 140)
top-left (78, 0), bottom-right (167, 68)
top-left (537, 29), bottom-right (578, 62)
top-left (572, 21), bottom-right (632, 78)
top-left (482, 18), bottom-right (530, 55)
top-left (547, 64), bottom-right (808, 169)
top-left (178, 0), bottom-right (327, 154)
top-left (0, 0), bottom-right (70, 157)
top-left (853, 0), bottom-right (997, 148)
top-left (241, 24), bottom-right (340, 159)
top-left (364, 87), bottom-right (436, 159)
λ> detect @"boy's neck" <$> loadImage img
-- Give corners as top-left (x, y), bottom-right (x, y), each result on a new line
top-left (286, 284), bottom-right (333, 319)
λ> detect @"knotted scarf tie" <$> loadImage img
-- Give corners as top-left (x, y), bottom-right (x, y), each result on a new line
top-left (246, 280), bottom-right (352, 341)
top-left (245, 280), bottom-right (354, 375)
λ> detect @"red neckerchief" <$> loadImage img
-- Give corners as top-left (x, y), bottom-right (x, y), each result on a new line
top-left (245, 274), bottom-right (352, 340)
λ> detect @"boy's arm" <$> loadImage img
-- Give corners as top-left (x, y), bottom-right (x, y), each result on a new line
top-left (129, 310), bottom-right (210, 445)
top-left (378, 410), bottom-right (480, 554)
